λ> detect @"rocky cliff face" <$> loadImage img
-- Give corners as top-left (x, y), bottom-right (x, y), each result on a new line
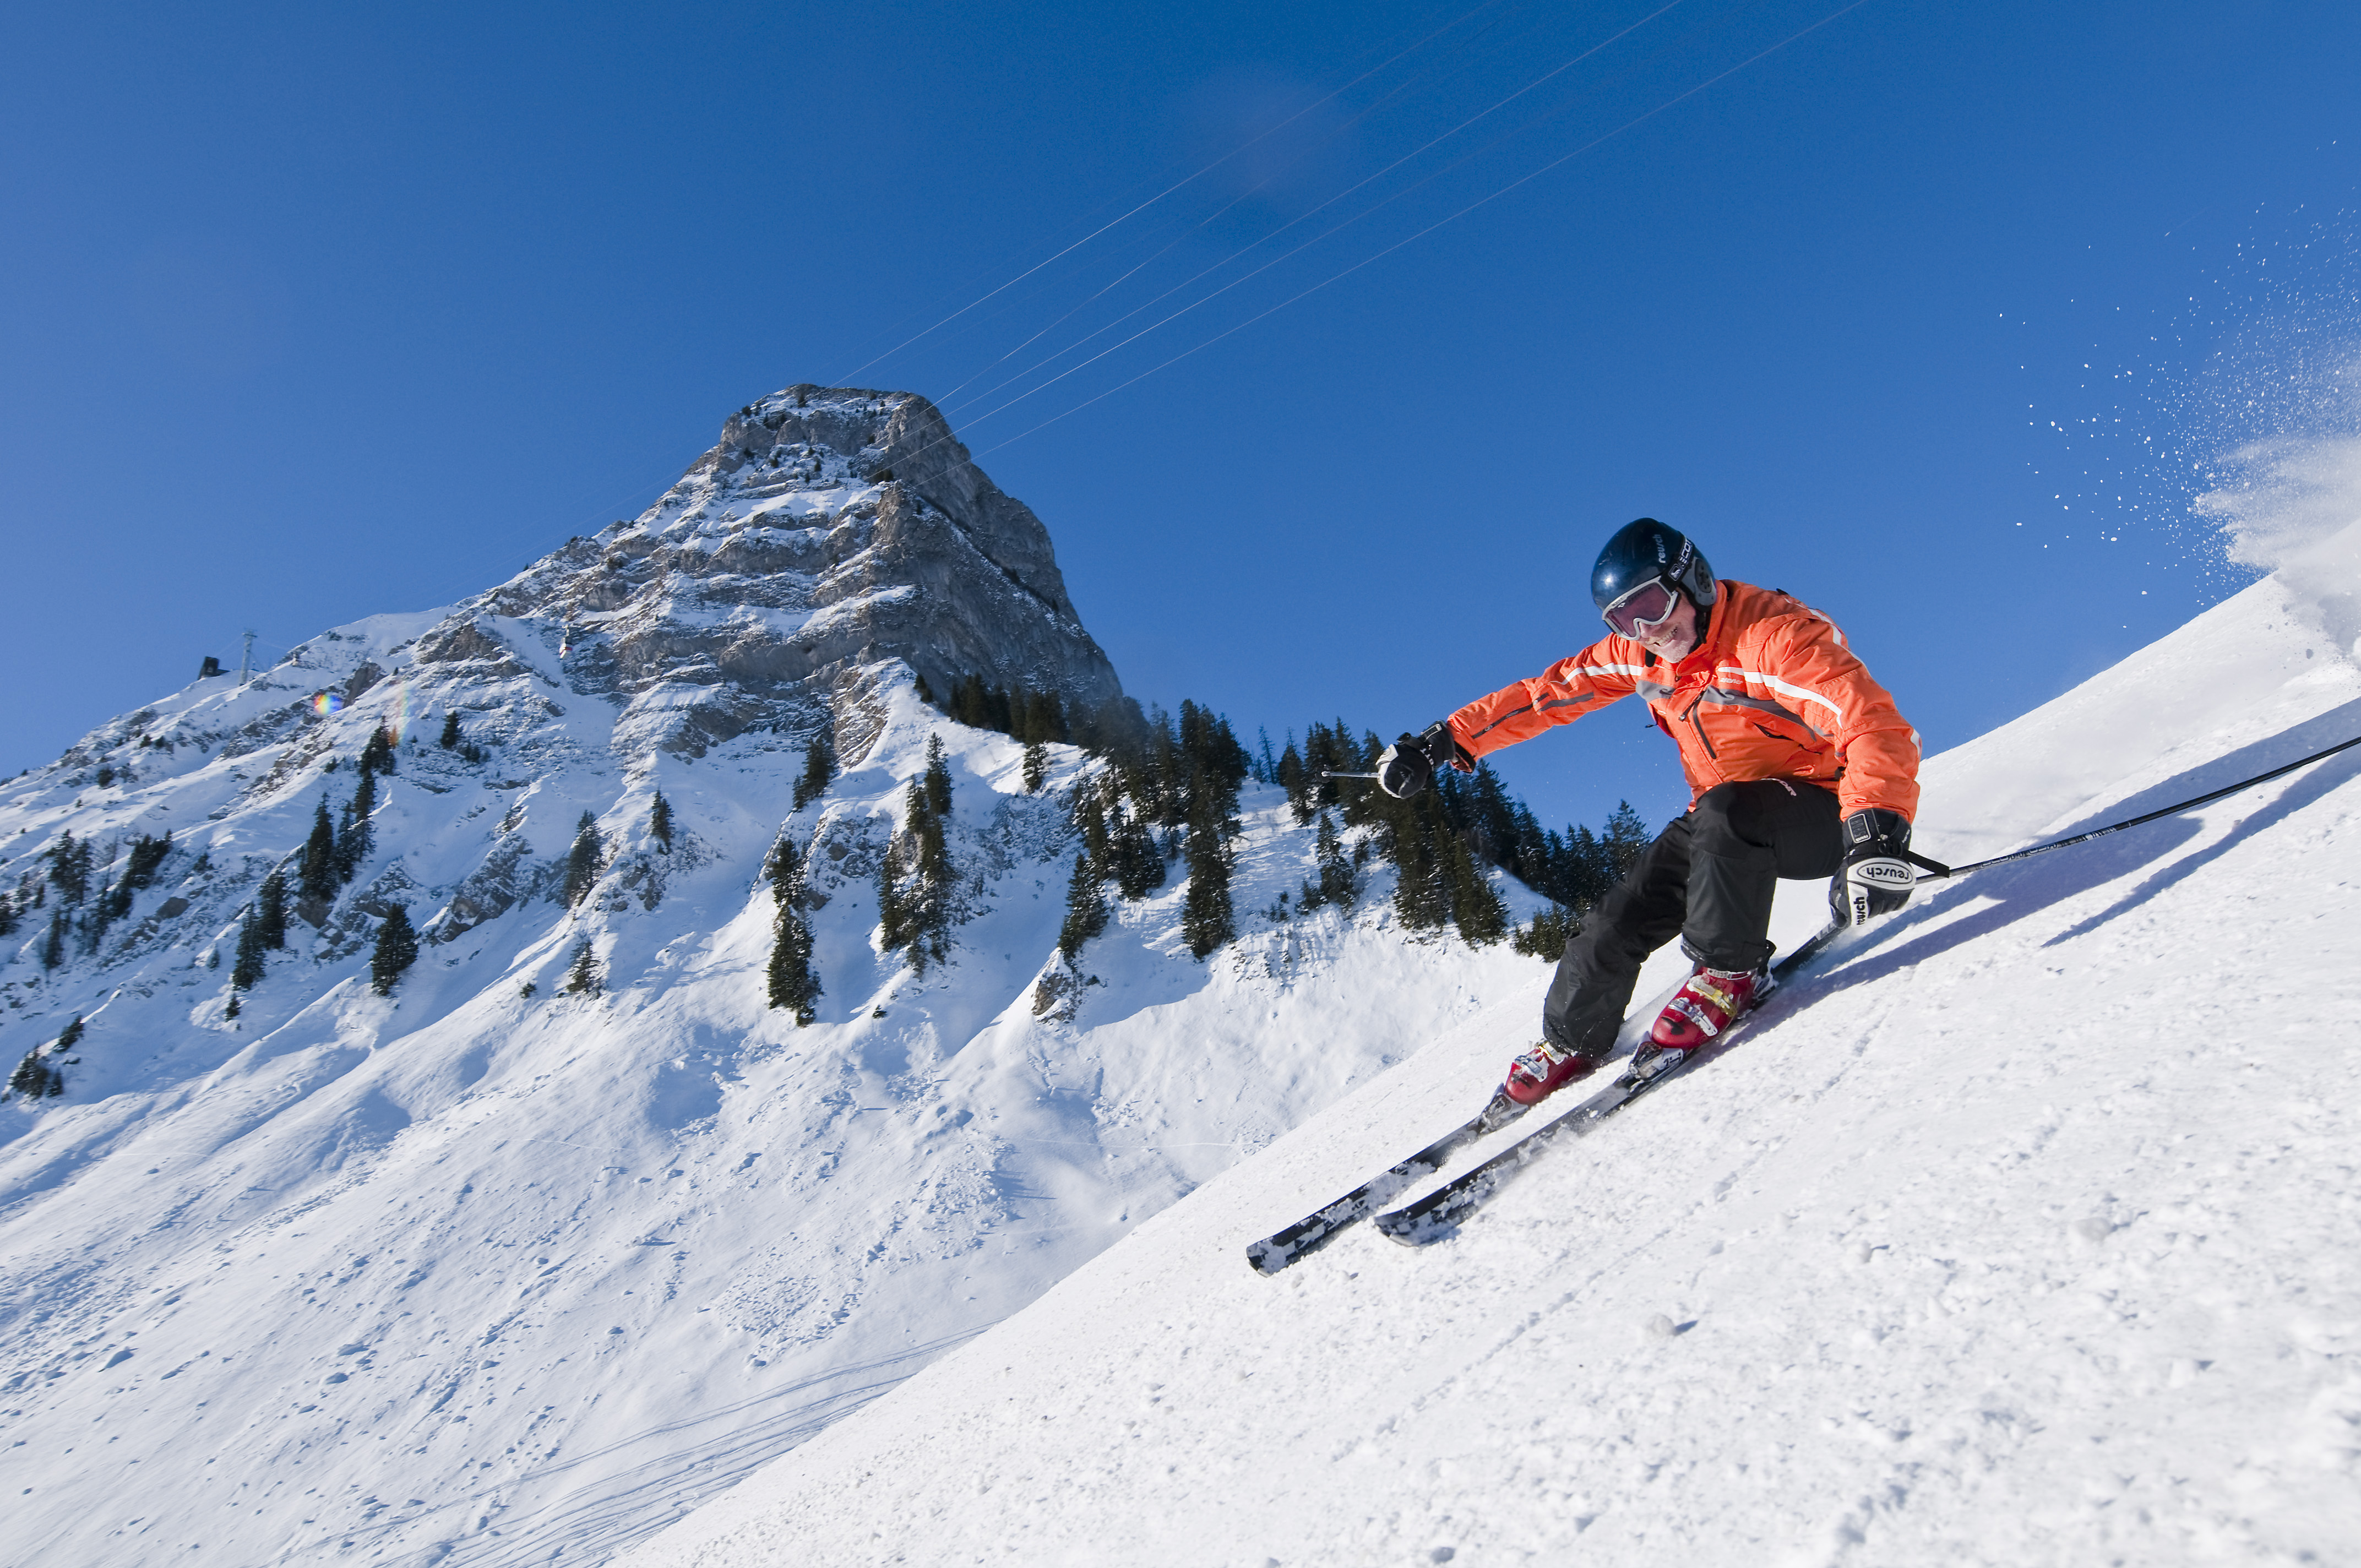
top-left (443, 386), bottom-right (1122, 762)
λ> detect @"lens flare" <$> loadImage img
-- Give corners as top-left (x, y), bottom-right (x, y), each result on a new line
top-left (312, 692), bottom-right (343, 717)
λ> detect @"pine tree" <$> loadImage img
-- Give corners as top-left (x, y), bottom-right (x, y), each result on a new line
top-left (1390, 803), bottom-right (1451, 932)
top-left (793, 734), bottom-right (836, 810)
top-left (765, 832), bottom-right (799, 907)
top-left (1513, 904), bottom-right (1580, 959)
top-left (359, 725), bottom-right (396, 776)
top-left (875, 848), bottom-right (907, 955)
top-left (950, 674), bottom-right (987, 730)
top-left (561, 937), bottom-right (601, 995)
top-left (371, 905), bottom-right (418, 995)
top-left (871, 743), bottom-right (959, 975)
top-left (766, 904), bottom-right (821, 1024)
top-left (54, 1015), bottom-right (85, 1058)
top-left (334, 770), bottom-right (377, 883)
top-left (650, 790), bottom-right (673, 851)
top-left (1277, 740), bottom-right (1309, 823)
top-left (119, 831), bottom-right (171, 894)
top-left (1057, 849), bottom-right (1109, 962)
top-left (1179, 793), bottom-right (1235, 960)
top-left (1466, 763), bottom-right (1520, 868)
top-left (438, 710), bottom-right (461, 749)
top-left (763, 834), bottom-right (822, 1025)
top-left (1601, 801), bottom-right (1651, 881)
top-left (1072, 787), bottom-right (1110, 869)
top-left (897, 772), bottom-right (955, 974)
top-left (7, 1048), bottom-right (58, 1101)
top-left (563, 812), bottom-right (602, 907)
top-left (1108, 803), bottom-right (1163, 900)
top-left (1016, 688), bottom-right (1067, 745)
top-left (1506, 801), bottom-right (1547, 892)
top-left (231, 911), bottom-right (266, 990)
top-left (1560, 824), bottom-right (1608, 910)
top-left (48, 831), bottom-right (90, 906)
top-left (256, 870), bottom-right (289, 950)
top-left (83, 891), bottom-right (112, 956)
top-left (923, 734), bottom-right (953, 819)
top-left (1441, 827), bottom-right (1508, 946)
top-left (300, 799), bottom-right (338, 901)
top-left (1022, 740), bottom-right (1048, 794)
top-left (1299, 810), bottom-right (1357, 911)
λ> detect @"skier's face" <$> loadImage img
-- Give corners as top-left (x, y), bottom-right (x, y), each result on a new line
top-left (1635, 592), bottom-right (1700, 661)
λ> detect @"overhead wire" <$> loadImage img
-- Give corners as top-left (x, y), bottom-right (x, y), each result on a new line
top-left (351, 3), bottom-right (1526, 619)
top-left (830, 0), bottom-right (1517, 384)
top-left (365, 0), bottom-right (1878, 624)
top-left (967, 0), bottom-right (1881, 458)
top-left (943, 0), bottom-right (1694, 421)
top-left (932, 0), bottom-right (1537, 407)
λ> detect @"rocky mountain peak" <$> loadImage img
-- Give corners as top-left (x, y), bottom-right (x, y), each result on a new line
top-left (429, 386), bottom-right (1120, 761)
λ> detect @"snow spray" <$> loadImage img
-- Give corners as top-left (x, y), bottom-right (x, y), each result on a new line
top-left (2173, 220), bottom-right (2361, 652)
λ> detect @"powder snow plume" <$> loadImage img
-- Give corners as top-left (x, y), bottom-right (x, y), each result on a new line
top-left (2178, 219), bottom-right (2361, 647)
top-left (2194, 413), bottom-right (2361, 650)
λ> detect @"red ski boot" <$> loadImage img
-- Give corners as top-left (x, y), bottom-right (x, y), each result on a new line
top-left (1502, 1039), bottom-right (1605, 1106)
top-left (1649, 962), bottom-right (1773, 1054)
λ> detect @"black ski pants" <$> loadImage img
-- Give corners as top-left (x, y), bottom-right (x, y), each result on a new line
top-left (1541, 779), bottom-right (1842, 1059)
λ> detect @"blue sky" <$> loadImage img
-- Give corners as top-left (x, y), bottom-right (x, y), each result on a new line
top-left (2, 0), bottom-right (2354, 835)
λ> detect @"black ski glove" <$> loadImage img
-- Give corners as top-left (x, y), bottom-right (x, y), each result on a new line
top-left (1830, 808), bottom-right (1914, 927)
top-left (1378, 722), bottom-right (1469, 800)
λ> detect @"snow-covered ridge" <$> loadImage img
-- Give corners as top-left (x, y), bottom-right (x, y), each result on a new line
top-left (619, 573), bottom-right (2361, 1568)
top-left (0, 386), bottom-right (1556, 1568)
top-left (0, 670), bottom-right (1547, 1568)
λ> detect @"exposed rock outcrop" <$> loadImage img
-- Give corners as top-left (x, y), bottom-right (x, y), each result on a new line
top-left (452, 388), bottom-right (1122, 760)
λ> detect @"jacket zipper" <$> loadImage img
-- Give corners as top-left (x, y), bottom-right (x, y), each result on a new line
top-left (1682, 694), bottom-right (1718, 759)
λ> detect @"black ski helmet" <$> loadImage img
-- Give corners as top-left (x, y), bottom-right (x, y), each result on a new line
top-left (1590, 518), bottom-right (1716, 613)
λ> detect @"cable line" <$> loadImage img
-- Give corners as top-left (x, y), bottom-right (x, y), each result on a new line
top-left (832, 0), bottom-right (1515, 384)
top-left (933, 0), bottom-right (1529, 407)
top-left (415, 0), bottom-right (1876, 607)
top-left (1904, 732), bottom-right (2361, 883)
top-left (971, 0), bottom-right (1878, 457)
top-left (944, 0), bottom-right (1694, 421)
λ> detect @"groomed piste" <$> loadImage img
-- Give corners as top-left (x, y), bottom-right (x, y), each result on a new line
top-left (622, 560), bottom-right (2361, 1566)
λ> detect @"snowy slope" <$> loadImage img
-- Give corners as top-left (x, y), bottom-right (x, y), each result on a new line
top-left (621, 571), bottom-right (2361, 1568)
top-left (0, 396), bottom-right (1565, 1568)
top-left (0, 653), bottom-right (1553, 1567)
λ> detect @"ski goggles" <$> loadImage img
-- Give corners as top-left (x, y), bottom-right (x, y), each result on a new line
top-left (1600, 576), bottom-right (1682, 638)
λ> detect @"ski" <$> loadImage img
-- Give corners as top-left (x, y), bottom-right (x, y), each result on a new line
top-left (1372, 918), bottom-right (1847, 1248)
top-left (1244, 1090), bottom-right (1530, 1275)
top-left (1371, 1044), bottom-right (1710, 1245)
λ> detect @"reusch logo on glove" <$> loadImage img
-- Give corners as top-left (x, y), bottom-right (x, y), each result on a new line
top-left (1850, 860), bottom-right (1914, 887)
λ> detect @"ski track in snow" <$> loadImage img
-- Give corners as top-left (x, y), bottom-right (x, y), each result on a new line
top-left (621, 574), bottom-right (2361, 1567)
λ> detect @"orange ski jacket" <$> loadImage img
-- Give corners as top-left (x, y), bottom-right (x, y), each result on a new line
top-left (1445, 580), bottom-right (1921, 821)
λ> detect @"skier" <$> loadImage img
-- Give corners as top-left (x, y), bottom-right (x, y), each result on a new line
top-left (1378, 518), bottom-right (1921, 1105)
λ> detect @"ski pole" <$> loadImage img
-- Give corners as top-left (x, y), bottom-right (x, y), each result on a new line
top-left (1320, 771), bottom-right (1381, 781)
top-left (1905, 729), bottom-right (2361, 882)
